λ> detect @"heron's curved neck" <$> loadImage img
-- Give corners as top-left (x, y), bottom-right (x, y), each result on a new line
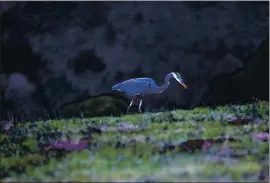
top-left (155, 73), bottom-right (172, 94)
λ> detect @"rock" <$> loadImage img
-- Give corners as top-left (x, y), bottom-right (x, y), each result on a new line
top-left (164, 137), bottom-right (238, 153)
top-left (43, 139), bottom-right (90, 152)
top-left (227, 116), bottom-right (252, 125)
top-left (254, 132), bottom-right (269, 142)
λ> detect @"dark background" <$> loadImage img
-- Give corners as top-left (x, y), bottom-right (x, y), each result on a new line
top-left (0, 1), bottom-right (269, 121)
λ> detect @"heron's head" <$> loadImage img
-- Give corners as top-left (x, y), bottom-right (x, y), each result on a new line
top-left (172, 72), bottom-right (187, 89)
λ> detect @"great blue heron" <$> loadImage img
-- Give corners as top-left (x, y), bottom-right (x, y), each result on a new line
top-left (112, 72), bottom-right (187, 113)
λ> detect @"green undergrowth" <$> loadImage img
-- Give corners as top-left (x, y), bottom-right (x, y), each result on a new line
top-left (0, 101), bottom-right (269, 182)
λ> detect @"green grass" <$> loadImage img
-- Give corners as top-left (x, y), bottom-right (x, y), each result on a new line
top-left (0, 101), bottom-right (269, 182)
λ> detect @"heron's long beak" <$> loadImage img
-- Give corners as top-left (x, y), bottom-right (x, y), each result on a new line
top-left (175, 77), bottom-right (188, 89)
top-left (180, 82), bottom-right (187, 89)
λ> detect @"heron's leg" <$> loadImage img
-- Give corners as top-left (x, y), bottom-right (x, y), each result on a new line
top-left (138, 99), bottom-right (143, 113)
top-left (127, 96), bottom-right (136, 113)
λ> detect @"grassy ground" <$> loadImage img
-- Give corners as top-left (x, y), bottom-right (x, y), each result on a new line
top-left (1, 101), bottom-right (269, 182)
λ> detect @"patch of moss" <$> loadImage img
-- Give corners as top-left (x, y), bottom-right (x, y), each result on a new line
top-left (60, 95), bottom-right (128, 118)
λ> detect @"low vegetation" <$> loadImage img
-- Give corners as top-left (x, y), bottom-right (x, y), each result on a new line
top-left (1, 101), bottom-right (269, 182)
top-left (60, 95), bottom-right (128, 118)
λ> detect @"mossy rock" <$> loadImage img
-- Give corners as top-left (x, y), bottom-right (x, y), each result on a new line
top-left (204, 37), bottom-right (269, 105)
top-left (60, 94), bottom-right (128, 118)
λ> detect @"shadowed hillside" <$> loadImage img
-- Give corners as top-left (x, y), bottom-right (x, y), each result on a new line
top-left (203, 37), bottom-right (269, 105)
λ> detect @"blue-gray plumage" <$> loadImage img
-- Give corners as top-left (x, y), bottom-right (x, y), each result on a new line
top-left (112, 72), bottom-right (187, 113)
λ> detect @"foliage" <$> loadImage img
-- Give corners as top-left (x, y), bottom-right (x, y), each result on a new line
top-left (0, 101), bottom-right (269, 182)
top-left (60, 95), bottom-right (128, 118)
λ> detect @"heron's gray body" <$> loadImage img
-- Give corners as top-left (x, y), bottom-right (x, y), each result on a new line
top-left (112, 78), bottom-right (159, 96)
